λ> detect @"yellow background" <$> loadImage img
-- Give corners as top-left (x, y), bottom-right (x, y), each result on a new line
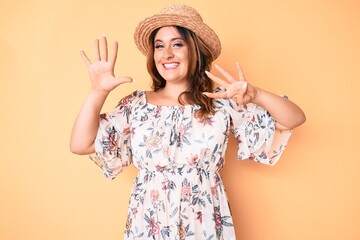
top-left (1, 0), bottom-right (359, 239)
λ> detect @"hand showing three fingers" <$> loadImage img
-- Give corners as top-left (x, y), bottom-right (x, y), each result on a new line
top-left (203, 62), bottom-right (257, 105)
top-left (80, 35), bottom-right (133, 94)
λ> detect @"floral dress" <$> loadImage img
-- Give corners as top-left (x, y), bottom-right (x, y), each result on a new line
top-left (90, 90), bottom-right (291, 240)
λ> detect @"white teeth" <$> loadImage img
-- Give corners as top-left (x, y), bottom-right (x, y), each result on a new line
top-left (163, 63), bottom-right (179, 69)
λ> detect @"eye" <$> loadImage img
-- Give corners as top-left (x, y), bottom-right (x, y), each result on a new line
top-left (173, 42), bottom-right (184, 48)
top-left (155, 44), bottom-right (164, 49)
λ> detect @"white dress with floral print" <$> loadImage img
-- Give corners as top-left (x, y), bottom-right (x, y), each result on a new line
top-left (90, 90), bottom-right (291, 240)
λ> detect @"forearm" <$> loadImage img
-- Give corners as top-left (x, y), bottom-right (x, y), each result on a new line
top-left (70, 89), bottom-right (109, 154)
top-left (251, 87), bottom-right (306, 130)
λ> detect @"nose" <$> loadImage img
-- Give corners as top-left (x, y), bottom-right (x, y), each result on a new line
top-left (162, 46), bottom-right (174, 59)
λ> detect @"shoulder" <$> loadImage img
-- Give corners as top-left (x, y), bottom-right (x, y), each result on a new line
top-left (116, 90), bottom-right (146, 109)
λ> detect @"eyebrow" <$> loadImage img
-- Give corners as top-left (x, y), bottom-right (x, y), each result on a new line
top-left (154, 37), bottom-right (184, 43)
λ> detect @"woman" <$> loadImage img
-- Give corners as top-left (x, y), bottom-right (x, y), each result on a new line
top-left (70, 4), bottom-right (305, 239)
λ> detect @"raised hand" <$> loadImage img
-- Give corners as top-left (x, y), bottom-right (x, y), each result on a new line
top-left (80, 35), bottom-right (133, 93)
top-left (203, 62), bottom-right (257, 105)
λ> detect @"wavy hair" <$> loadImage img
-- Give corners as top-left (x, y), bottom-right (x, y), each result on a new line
top-left (146, 26), bottom-right (215, 119)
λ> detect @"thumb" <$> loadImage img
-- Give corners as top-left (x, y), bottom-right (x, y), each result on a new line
top-left (241, 81), bottom-right (248, 93)
top-left (235, 81), bottom-right (247, 96)
top-left (115, 76), bottom-right (134, 85)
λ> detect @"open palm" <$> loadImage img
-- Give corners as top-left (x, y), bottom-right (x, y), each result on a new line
top-left (80, 35), bottom-right (132, 93)
top-left (204, 62), bottom-right (257, 105)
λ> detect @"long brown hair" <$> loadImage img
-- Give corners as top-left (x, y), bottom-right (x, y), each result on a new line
top-left (146, 26), bottom-right (215, 118)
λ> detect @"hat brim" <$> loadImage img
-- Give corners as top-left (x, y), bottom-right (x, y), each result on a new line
top-left (134, 13), bottom-right (221, 60)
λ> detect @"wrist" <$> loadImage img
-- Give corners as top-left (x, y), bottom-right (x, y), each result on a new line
top-left (88, 88), bottom-right (110, 101)
top-left (251, 87), bottom-right (263, 106)
top-left (89, 88), bottom-right (110, 98)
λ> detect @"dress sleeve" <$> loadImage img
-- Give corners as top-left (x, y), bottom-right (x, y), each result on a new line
top-left (226, 99), bottom-right (292, 165)
top-left (89, 92), bottom-right (135, 179)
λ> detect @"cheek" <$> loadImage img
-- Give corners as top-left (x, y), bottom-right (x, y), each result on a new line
top-left (182, 53), bottom-right (190, 71)
top-left (182, 50), bottom-right (189, 65)
top-left (153, 52), bottom-right (160, 63)
top-left (153, 55), bottom-right (162, 70)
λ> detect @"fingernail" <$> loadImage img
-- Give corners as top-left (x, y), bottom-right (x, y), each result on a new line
top-left (102, 32), bottom-right (106, 37)
top-left (205, 71), bottom-right (210, 75)
top-left (242, 82), bottom-right (248, 90)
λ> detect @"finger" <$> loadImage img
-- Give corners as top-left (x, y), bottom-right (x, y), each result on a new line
top-left (234, 93), bottom-right (251, 105)
top-left (242, 94), bottom-right (252, 105)
top-left (234, 81), bottom-right (248, 97)
top-left (80, 49), bottom-right (91, 66)
top-left (109, 41), bottom-right (118, 66)
top-left (94, 38), bottom-right (100, 61)
top-left (205, 71), bottom-right (230, 87)
top-left (236, 61), bottom-right (246, 82)
top-left (100, 34), bottom-right (108, 61)
top-left (241, 81), bottom-right (248, 91)
top-left (202, 91), bottom-right (228, 99)
top-left (214, 64), bottom-right (236, 83)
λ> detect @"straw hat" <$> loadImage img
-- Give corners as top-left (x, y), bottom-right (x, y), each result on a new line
top-left (134, 4), bottom-right (221, 60)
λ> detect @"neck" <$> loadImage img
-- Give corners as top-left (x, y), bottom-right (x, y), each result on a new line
top-left (156, 82), bottom-right (190, 105)
top-left (162, 82), bottom-right (189, 97)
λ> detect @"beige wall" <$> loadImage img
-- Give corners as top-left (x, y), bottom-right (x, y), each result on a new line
top-left (1, 0), bottom-right (359, 239)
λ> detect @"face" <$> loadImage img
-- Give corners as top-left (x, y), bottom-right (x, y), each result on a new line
top-left (153, 26), bottom-right (189, 85)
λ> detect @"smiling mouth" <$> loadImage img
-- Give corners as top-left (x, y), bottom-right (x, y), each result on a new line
top-left (163, 63), bottom-right (179, 69)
